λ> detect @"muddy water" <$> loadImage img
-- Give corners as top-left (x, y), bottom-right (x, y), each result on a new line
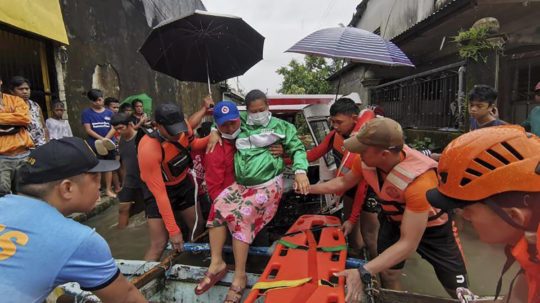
top-left (85, 204), bottom-right (150, 260)
top-left (85, 204), bottom-right (520, 298)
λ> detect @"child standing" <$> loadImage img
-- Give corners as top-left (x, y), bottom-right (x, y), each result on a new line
top-left (468, 85), bottom-right (507, 131)
top-left (46, 102), bottom-right (73, 140)
top-left (81, 89), bottom-right (117, 198)
top-left (111, 113), bottom-right (146, 228)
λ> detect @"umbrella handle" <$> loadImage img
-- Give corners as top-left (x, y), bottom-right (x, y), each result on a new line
top-left (334, 59), bottom-right (345, 100)
top-left (206, 59), bottom-right (212, 95)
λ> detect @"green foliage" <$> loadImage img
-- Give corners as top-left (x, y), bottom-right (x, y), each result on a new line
top-left (452, 27), bottom-right (502, 63)
top-left (276, 56), bottom-right (339, 94)
top-left (294, 113), bottom-right (314, 149)
top-left (409, 137), bottom-right (435, 151)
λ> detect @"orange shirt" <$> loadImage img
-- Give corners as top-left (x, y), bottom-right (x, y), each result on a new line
top-left (0, 93), bottom-right (33, 155)
top-left (350, 154), bottom-right (434, 213)
top-left (512, 237), bottom-right (540, 303)
top-left (138, 128), bottom-right (208, 236)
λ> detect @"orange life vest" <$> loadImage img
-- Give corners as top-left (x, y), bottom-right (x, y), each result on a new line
top-left (336, 109), bottom-right (376, 177)
top-left (361, 145), bottom-right (448, 227)
top-left (511, 227), bottom-right (540, 303)
top-left (334, 109), bottom-right (375, 201)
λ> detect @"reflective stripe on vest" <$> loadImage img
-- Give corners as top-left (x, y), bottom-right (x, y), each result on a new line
top-left (361, 145), bottom-right (448, 226)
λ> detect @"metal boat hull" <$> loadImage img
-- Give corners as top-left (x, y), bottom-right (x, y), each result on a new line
top-left (53, 260), bottom-right (502, 303)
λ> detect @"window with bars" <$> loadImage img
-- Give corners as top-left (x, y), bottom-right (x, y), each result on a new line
top-left (370, 64), bottom-right (462, 130)
top-left (508, 58), bottom-right (540, 123)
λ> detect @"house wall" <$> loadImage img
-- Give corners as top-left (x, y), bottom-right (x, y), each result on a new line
top-left (340, 0), bottom-right (540, 127)
top-left (352, 0), bottom-right (436, 39)
top-left (58, 0), bottom-right (218, 137)
top-left (332, 65), bottom-right (369, 102)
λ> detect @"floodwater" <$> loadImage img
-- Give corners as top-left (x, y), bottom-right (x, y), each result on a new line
top-left (85, 203), bottom-right (520, 298)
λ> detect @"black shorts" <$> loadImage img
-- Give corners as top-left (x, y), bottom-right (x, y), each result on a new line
top-left (378, 215), bottom-right (468, 290)
top-left (118, 187), bottom-right (145, 216)
top-left (144, 178), bottom-right (196, 219)
top-left (344, 186), bottom-right (380, 214)
top-left (118, 186), bottom-right (143, 202)
top-left (344, 185), bottom-right (358, 200)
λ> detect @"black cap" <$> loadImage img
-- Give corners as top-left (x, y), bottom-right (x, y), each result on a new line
top-left (154, 103), bottom-right (188, 136)
top-left (18, 137), bottom-right (120, 185)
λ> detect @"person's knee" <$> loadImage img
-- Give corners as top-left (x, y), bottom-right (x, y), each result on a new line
top-left (361, 224), bottom-right (379, 238)
top-left (150, 237), bottom-right (168, 251)
top-left (147, 228), bottom-right (169, 251)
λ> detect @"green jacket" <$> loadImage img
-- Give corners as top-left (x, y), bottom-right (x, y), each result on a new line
top-left (234, 112), bottom-right (308, 186)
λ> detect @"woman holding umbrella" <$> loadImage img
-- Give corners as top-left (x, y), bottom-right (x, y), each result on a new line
top-left (195, 90), bottom-right (310, 302)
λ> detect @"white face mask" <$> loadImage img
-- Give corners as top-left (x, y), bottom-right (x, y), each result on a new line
top-left (221, 127), bottom-right (240, 140)
top-left (247, 110), bottom-right (271, 126)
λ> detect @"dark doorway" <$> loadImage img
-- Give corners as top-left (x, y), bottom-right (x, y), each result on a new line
top-left (0, 26), bottom-right (57, 119)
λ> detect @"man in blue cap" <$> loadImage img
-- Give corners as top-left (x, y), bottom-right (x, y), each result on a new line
top-left (195, 100), bottom-right (242, 295)
top-left (204, 101), bottom-right (241, 203)
top-left (0, 137), bottom-right (146, 302)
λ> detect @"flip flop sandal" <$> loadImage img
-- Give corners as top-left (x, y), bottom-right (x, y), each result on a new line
top-left (102, 138), bottom-right (116, 151)
top-left (194, 267), bottom-right (228, 295)
top-left (94, 140), bottom-right (108, 156)
top-left (223, 285), bottom-right (245, 303)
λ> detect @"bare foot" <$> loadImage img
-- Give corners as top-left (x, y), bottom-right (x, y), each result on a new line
top-left (105, 190), bottom-right (117, 198)
top-left (231, 273), bottom-right (247, 289)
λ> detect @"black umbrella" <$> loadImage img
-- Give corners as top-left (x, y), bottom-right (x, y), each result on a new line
top-left (139, 10), bottom-right (265, 93)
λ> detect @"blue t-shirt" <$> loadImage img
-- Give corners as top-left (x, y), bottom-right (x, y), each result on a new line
top-left (469, 117), bottom-right (507, 131)
top-left (81, 108), bottom-right (114, 148)
top-left (0, 195), bottom-right (119, 303)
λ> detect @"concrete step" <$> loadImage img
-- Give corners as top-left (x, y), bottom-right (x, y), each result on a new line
top-left (68, 196), bottom-right (117, 222)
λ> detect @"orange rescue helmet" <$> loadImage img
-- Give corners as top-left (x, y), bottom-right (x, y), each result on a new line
top-left (427, 125), bottom-right (540, 209)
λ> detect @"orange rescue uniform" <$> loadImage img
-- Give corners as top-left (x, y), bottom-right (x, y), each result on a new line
top-left (138, 128), bottom-right (208, 236)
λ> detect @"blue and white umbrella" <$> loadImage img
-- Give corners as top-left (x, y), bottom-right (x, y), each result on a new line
top-left (286, 27), bottom-right (415, 67)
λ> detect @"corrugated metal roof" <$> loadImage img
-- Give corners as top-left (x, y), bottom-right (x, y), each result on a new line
top-left (391, 0), bottom-right (473, 43)
top-left (347, 0), bottom-right (472, 43)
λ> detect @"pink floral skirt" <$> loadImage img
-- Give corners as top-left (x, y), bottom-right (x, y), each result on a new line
top-left (206, 175), bottom-right (283, 244)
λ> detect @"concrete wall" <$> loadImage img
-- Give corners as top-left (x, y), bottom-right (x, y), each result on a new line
top-left (58, 0), bottom-right (218, 137)
top-left (340, 0), bottom-right (441, 105)
top-left (352, 0), bottom-right (436, 39)
top-left (332, 65), bottom-right (369, 103)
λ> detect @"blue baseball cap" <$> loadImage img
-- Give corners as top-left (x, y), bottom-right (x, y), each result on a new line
top-left (214, 101), bottom-right (240, 126)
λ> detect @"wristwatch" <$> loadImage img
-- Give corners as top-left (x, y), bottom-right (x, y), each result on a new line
top-left (357, 264), bottom-right (372, 285)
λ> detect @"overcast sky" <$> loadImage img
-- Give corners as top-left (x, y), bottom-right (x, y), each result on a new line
top-left (203, 1), bottom-right (359, 94)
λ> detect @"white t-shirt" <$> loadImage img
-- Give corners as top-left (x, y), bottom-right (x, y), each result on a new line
top-left (46, 118), bottom-right (73, 140)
